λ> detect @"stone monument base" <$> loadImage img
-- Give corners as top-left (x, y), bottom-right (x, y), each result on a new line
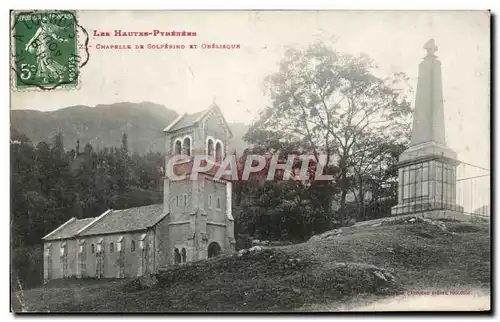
top-left (399, 141), bottom-right (457, 164)
top-left (354, 209), bottom-right (489, 227)
top-left (391, 200), bottom-right (463, 216)
top-left (406, 209), bottom-right (486, 222)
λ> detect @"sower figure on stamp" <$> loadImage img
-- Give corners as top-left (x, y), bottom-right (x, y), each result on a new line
top-left (25, 17), bottom-right (68, 84)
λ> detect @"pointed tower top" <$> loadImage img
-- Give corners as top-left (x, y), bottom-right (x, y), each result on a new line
top-left (424, 38), bottom-right (438, 56)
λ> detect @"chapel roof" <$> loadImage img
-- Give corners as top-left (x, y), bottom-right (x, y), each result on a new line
top-left (43, 204), bottom-right (167, 241)
top-left (43, 217), bottom-right (95, 241)
top-left (163, 103), bottom-right (233, 137)
top-left (78, 204), bottom-right (166, 237)
top-left (168, 110), bottom-right (207, 132)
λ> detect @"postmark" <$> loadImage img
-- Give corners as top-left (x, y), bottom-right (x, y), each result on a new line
top-left (10, 10), bottom-right (90, 91)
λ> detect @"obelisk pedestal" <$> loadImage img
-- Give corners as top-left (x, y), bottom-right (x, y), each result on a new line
top-left (391, 39), bottom-right (463, 217)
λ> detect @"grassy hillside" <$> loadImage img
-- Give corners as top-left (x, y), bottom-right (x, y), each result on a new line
top-left (12, 218), bottom-right (490, 312)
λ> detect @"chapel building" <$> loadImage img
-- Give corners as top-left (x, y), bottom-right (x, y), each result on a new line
top-left (42, 103), bottom-right (235, 282)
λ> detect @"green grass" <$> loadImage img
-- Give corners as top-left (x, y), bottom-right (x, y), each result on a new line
top-left (12, 220), bottom-right (490, 312)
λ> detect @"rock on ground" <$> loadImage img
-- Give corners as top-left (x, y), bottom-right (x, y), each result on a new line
top-left (309, 229), bottom-right (343, 242)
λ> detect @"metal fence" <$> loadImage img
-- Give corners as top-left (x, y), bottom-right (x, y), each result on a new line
top-left (455, 161), bottom-right (490, 217)
top-left (343, 158), bottom-right (490, 223)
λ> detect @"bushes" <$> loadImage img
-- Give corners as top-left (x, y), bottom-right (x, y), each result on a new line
top-left (11, 245), bottom-right (43, 290)
top-left (236, 233), bottom-right (253, 251)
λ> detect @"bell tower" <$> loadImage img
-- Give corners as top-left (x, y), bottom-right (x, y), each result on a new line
top-left (162, 103), bottom-right (235, 265)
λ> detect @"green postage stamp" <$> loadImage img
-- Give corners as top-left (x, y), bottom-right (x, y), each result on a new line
top-left (11, 10), bottom-right (82, 91)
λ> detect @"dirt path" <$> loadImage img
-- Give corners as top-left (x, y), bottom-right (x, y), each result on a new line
top-left (344, 292), bottom-right (490, 312)
top-left (299, 288), bottom-right (490, 312)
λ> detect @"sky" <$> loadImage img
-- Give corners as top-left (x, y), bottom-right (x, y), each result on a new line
top-left (10, 10), bottom-right (490, 170)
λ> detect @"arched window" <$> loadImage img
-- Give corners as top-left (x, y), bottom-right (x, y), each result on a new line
top-left (184, 194), bottom-right (188, 207)
top-left (181, 248), bottom-right (187, 263)
top-left (216, 197), bottom-right (221, 209)
top-left (207, 139), bottom-right (214, 156)
top-left (91, 244), bottom-right (95, 254)
top-left (215, 142), bottom-right (222, 162)
top-left (174, 248), bottom-right (181, 264)
top-left (131, 240), bottom-right (136, 252)
top-left (110, 242), bottom-right (114, 253)
top-left (174, 140), bottom-right (182, 155)
top-left (183, 137), bottom-right (191, 156)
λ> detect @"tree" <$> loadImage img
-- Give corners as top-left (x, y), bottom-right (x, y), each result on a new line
top-left (84, 142), bottom-right (93, 155)
top-left (121, 133), bottom-right (129, 155)
top-left (348, 138), bottom-right (408, 221)
top-left (52, 132), bottom-right (65, 158)
top-left (232, 144), bottom-right (339, 241)
top-left (252, 42), bottom-right (412, 225)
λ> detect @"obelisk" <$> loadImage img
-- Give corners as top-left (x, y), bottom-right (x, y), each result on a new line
top-left (391, 39), bottom-right (462, 216)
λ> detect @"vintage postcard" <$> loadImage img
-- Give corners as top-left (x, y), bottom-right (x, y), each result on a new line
top-left (10, 10), bottom-right (491, 313)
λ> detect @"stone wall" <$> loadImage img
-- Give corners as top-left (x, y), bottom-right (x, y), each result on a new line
top-left (204, 178), bottom-right (226, 222)
top-left (43, 239), bottom-right (78, 282)
top-left (43, 231), bottom-right (155, 280)
top-left (154, 214), bottom-right (171, 270)
top-left (168, 221), bottom-right (194, 264)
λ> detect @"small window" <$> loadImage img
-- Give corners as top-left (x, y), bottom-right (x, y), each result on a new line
top-left (131, 240), bottom-right (136, 252)
top-left (181, 248), bottom-right (187, 263)
top-left (216, 197), bottom-right (221, 209)
top-left (174, 248), bottom-right (181, 264)
top-left (183, 137), bottom-right (191, 156)
top-left (207, 139), bottom-right (214, 156)
top-left (176, 195), bottom-right (179, 208)
top-left (110, 243), bottom-right (114, 253)
top-left (184, 194), bottom-right (188, 207)
top-left (91, 244), bottom-right (95, 254)
top-left (60, 244), bottom-right (66, 256)
top-left (215, 142), bottom-right (222, 162)
top-left (208, 195), bottom-right (213, 208)
top-left (174, 140), bottom-right (182, 155)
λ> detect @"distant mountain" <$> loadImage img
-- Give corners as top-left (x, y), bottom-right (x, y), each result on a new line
top-left (11, 102), bottom-right (249, 155)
